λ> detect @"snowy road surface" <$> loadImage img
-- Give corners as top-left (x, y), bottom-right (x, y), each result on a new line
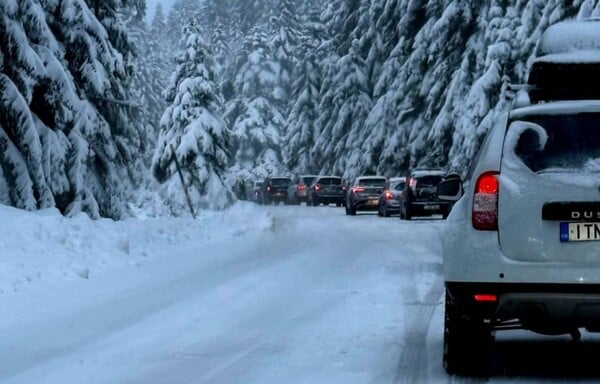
top-left (1, 203), bottom-right (600, 383)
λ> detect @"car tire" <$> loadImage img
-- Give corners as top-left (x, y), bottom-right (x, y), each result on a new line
top-left (336, 202), bottom-right (342, 207)
top-left (349, 205), bottom-right (357, 216)
top-left (313, 198), bottom-right (320, 206)
top-left (443, 291), bottom-right (492, 377)
top-left (378, 205), bottom-right (384, 217)
top-left (384, 206), bottom-right (391, 217)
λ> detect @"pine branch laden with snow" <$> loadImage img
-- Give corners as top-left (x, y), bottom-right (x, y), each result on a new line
top-left (0, 0), bottom-right (141, 219)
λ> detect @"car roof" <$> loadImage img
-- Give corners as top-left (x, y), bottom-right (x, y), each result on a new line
top-left (509, 100), bottom-right (600, 119)
top-left (537, 19), bottom-right (600, 61)
top-left (388, 176), bottom-right (406, 182)
top-left (356, 175), bottom-right (386, 180)
top-left (316, 175), bottom-right (341, 179)
top-left (409, 169), bottom-right (446, 177)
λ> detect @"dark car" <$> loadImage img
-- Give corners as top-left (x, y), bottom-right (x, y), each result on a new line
top-left (286, 174), bottom-right (318, 204)
top-left (345, 176), bottom-right (387, 215)
top-left (377, 177), bottom-right (406, 217)
top-left (260, 177), bottom-right (292, 205)
top-left (306, 176), bottom-right (345, 207)
top-left (399, 169), bottom-right (452, 220)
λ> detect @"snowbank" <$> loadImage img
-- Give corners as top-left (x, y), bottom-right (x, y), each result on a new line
top-left (0, 202), bottom-right (272, 295)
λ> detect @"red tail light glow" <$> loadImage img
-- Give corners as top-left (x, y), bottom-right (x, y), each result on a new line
top-left (409, 178), bottom-right (416, 188)
top-left (352, 187), bottom-right (365, 193)
top-left (298, 184), bottom-right (306, 190)
top-left (315, 184), bottom-right (321, 191)
top-left (385, 191), bottom-right (394, 200)
top-left (472, 172), bottom-right (499, 231)
top-left (267, 185), bottom-right (271, 192)
top-left (474, 294), bottom-right (497, 302)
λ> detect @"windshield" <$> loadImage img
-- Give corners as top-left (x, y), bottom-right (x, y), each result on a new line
top-left (509, 113), bottom-right (600, 173)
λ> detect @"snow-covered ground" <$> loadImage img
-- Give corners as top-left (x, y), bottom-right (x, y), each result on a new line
top-left (0, 202), bottom-right (599, 383)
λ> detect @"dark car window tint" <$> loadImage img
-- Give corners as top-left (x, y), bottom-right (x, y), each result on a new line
top-left (511, 113), bottom-right (600, 172)
top-left (415, 176), bottom-right (443, 187)
top-left (318, 177), bottom-right (341, 185)
top-left (270, 178), bottom-right (291, 186)
top-left (358, 178), bottom-right (386, 187)
top-left (393, 182), bottom-right (405, 191)
top-left (302, 176), bottom-right (316, 185)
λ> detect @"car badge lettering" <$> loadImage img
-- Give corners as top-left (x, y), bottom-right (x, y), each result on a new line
top-left (571, 211), bottom-right (600, 219)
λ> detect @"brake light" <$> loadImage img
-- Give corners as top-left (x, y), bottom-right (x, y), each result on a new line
top-left (474, 294), bottom-right (497, 302)
top-left (352, 187), bottom-right (365, 193)
top-left (267, 185), bottom-right (271, 192)
top-left (409, 178), bottom-right (416, 188)
top-left (472, 172), bottom-right (499, 231)
top-left (315, 184), bottom-right (320, 191)
top-left (385, 191), bottom-right (394, 200)
top-left (298, 184), bottom-right (306, 191)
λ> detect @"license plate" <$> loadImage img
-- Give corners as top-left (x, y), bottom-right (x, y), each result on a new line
top-left (424, 204), bottom-right (440, 210)
top-left (560, 222), bottom-right (600, 242)
top-left (369, 199), bottom-right (378, 206)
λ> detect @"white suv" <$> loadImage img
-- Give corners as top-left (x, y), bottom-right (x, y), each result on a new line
top-left (439, 100), bottom-right (600, 375)
top-left (439, 18), bottom-right (600, 376)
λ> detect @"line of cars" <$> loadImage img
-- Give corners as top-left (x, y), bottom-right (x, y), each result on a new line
top-left (249, 169), bottom-right (458, 220)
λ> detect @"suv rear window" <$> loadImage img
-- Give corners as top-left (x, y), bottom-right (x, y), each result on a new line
top-left (302, 176), bottom-right (316, 185)
top-left (317, 177), bottom-right (341, 185)
top-left (358, 178), bottom-right (386, 187)
top-left (510, 113), bottom-right (600, 173)
top-left (270, 178), bottom-right (291, 186)
top-left (414, 175), bottom-right (443, 187)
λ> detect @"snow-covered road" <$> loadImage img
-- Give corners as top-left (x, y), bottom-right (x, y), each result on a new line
top-left (1, 203), bottom-right (599, 383)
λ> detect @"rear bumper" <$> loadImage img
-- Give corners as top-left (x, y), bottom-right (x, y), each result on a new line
top-left (351, 196), bottom-right (380, 210)
top-left (314, 193), bottom-right (344, 203)
top-left (446, 282), bottom-right (600, 333)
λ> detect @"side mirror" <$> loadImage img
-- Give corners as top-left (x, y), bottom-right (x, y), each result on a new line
top-left (437, 178), bottom-right (463, 201)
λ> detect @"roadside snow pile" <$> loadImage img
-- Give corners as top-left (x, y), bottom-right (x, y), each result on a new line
top-left (0, 201), bottom-right (271, 294)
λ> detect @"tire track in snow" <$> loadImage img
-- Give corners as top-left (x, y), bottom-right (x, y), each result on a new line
top-left (394, 271), bottom-right (444, 384)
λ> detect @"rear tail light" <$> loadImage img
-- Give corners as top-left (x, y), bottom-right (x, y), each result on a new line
top-left (409, 178), bottom-right (416, 188)
top-left (474, 294), bottom-right (497, 302)
top-left (385, 191), bottom-right (394, 200)
top-left (267, 185), bottom-right (271, 192)
top-left (352, 187), bottom-right (365, 193)
top-left (315, 184), bottom-right (321, 191)
top-left (472, 172), bottom-right (499, 230)
top-left (298, 184), bottom-right (306, 190)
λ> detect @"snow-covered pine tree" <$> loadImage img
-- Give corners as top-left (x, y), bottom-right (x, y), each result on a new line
top-left (283, 11), bottom-right (325, 174)
top-left (165, 0), bottom-right (201, 48)
top-left (225, 25), bottom-right (285, 181)
top-left (0, 0), bottom-right (142, 219)
top-left (152, 18), bottom-right (233, 213)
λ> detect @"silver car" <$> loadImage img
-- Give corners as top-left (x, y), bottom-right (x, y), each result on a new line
top-left (377, 177), bottom-right (405, 217)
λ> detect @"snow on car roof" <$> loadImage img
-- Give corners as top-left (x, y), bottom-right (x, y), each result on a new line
top-left (388, 176), bottom-right (406, 182)
top-left (510, 100), bottom-right (600, 119)
top-left (538, 19), bottom-right (600, 57)
top-left (357, 175), bottom-right (386, 180)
